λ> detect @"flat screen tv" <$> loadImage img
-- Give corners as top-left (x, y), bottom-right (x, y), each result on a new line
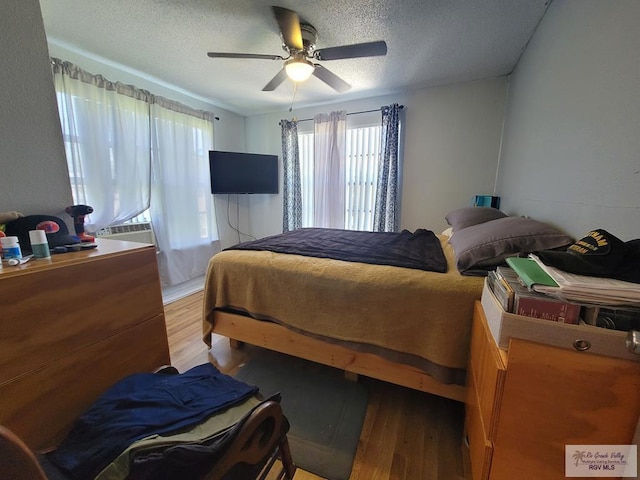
top-left (209, 150), bottom-right (279, 194)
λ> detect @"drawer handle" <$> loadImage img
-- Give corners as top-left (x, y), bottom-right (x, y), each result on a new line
top-left (627, 330), bottom-right (640, 355)
top-left (573, 339), bottom-right (591, 351)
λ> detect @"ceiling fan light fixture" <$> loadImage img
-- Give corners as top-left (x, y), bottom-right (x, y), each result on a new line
top-left (207, 7), bottom-right (386, 93)
top-left (284, 58), bottom-right (315, 82)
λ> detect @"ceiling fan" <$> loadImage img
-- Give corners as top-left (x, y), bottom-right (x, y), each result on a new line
top-left (207, 6), bottom-right (387, 93)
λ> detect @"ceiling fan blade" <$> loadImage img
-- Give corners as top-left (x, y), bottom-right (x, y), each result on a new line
top-left (314, 41), bottom-right (387, 61)
top-left (207, 52), bottom-right (284, 60)
top-left (312, 65), bottom-right (351, 93)
top-left (262, 68), bottom-right (288, 91)
top-left (272, 6), bottom-right (303, 51)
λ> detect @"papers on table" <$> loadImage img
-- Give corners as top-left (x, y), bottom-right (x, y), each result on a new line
top-left (528, 254), bottom-right (640, 306)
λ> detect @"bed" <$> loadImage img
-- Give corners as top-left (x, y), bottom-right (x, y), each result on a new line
top-left (202, 209), bottom-right (573, 402)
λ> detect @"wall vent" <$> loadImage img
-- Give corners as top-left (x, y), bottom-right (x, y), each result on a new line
top-left (96, 222), bottom-right (157, 248)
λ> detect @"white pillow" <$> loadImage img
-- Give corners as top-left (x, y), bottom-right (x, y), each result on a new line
top-left (441, 227), bottom-right (453, 238)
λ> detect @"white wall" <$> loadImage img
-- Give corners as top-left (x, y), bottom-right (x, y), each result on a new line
top-left (241, 77), bottom-right (508, 242)
top-left (496, 0), bottom-right (640, 240)
top-left (400, 79), bottom-right (507, 232)
top-left (211, 114), bottom-right (248, 249)
top-left (0, 0), bottom-right (72, 217)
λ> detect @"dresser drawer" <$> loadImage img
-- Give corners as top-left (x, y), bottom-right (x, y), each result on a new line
top-left (0, 240), bottom-right (169, 451)
top-left (469, 302), bottom-right (506, 441)
top-left (465, 302), bottom-right (507, 480)
top-left (466, 364), bottom-right (493, 480)
top-left (0, 314), bottom-right (170, 450)
top-left (490, 338), bottom-right (640, 480)
top-left (0, 244), bottom-right (163, 385)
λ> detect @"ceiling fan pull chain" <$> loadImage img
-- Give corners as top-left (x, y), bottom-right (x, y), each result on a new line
top-left (289, 82), bottom-right (299, 113)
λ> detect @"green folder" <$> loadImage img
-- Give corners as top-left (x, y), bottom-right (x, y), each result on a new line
top-left (505, 257), bottom-right (559, 290)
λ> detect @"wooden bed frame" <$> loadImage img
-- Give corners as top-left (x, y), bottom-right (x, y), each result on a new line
top-left (213, 311), bottom-right (467, 402)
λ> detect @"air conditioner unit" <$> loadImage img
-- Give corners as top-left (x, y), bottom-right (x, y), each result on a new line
top-left (95, 222), bottom-right (158, 248)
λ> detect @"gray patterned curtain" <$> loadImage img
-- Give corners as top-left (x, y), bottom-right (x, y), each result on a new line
top-left (281, 119), bottom-right (302, 232)
top-left (373, 103), bottom-right (401, 232)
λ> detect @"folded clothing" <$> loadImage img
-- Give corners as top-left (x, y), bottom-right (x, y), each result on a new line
top-left (47, 363), bottom-right (258, 480)
top-left (93, 396), bottom-right (262, 480)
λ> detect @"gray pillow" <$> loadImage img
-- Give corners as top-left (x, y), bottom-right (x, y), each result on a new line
top-left (445, 206), bottom-right (507, 231)
top-left (449, 216), bottom-right (573, 274)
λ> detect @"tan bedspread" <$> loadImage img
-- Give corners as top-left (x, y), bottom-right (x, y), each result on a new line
top-left (203, 235), bottom-right (484, 371)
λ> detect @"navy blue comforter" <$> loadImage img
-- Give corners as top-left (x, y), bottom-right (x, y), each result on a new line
top-left (227, 227), bottom-right (447, 272)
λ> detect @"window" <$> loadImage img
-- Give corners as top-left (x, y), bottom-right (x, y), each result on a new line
top-left (298, 125), bottom-right (381, 231)
top-left (345, 125), bottom-right (381, 231)
top-left (55, 88), bottom-right (152, 229)
top-left (298, 132), bottom-right (314, 227)
top-left (52, 58), bottom-right (219, 287)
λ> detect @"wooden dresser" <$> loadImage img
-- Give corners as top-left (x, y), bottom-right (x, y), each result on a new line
top-left (466, 301), bottom-right (640, 480)
top-left (0, 239), bottom-right (170, 450)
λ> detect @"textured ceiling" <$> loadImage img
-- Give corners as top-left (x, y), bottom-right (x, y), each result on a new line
top-left (39, 0), bottom-right (550, 116)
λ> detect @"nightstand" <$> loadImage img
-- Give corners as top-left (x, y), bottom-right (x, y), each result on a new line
top-left (465, 301), bottom-right (640, 480)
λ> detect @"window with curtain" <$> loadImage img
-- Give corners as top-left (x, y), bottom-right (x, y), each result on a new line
top-left (149, 102), bottom-right (218, 286)
top-left (51, 58), bottom-right (220, 287)
top-left (297, 124), bottom-right (382, 231)
top-left (313, 111), bottom-right (347, 229)
top-left (53, 61), bottom-right (152, 231)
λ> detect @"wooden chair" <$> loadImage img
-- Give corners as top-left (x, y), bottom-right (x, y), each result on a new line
top-left (0, 400), bottom-right (296, 480)
top-left (0, 425), bottom-right (48, 480)
top-left (202, 400), bottom-right (296, 480)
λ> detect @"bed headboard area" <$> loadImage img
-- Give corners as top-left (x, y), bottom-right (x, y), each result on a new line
top-left (444, 207), bottom-right (573, 276)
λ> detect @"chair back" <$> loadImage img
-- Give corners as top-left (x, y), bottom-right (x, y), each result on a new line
top-left (0, 394), bottom-right (296, 480)
top-left (0, 425), bottom-right (48, 480)
top-left (203, 400), bottom-right (294, 480)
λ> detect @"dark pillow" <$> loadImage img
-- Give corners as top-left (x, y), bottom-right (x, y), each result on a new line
top-left (449, 216), bottom-right (573, 275)
top-left (445, 207), bottom-right (507, 231)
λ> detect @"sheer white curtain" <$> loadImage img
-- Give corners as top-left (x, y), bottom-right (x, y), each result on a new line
top-left (313, 111), bottom-right (346, 228)
top-left (149, 103), bottom-right (219, 286)
top-left (53, 60), bottom-right (152, 232)
top-left (52, 59), bottom-right (220, 287)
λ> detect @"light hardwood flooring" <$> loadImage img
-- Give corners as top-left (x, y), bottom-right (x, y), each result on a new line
top-left (164, 291), bottom-right (470, 480)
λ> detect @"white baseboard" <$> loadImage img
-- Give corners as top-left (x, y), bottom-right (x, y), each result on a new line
top-left (162, 275), bottom-right (205, 305)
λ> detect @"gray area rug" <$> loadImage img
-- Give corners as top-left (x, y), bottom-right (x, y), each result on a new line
top-left (235, 350), bottom-right (369, 480)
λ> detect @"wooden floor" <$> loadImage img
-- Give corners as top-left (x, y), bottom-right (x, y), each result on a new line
top-left (164, 291), bottom-right (470, 480)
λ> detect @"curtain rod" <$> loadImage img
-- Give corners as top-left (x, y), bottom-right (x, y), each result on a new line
top-left (281, 104), bottom-right (404, 124)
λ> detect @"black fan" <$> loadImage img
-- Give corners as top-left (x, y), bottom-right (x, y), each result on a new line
top-left (207, 6), bottom-right (387, 93)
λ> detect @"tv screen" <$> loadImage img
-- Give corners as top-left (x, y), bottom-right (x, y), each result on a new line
top-left (209, 150), bottom-right (279, 194)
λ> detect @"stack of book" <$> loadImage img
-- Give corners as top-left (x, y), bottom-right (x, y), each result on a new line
top-left (487, 263), bottom-right (581, 324)
top-left (487, 256), bottom-right (640, 330)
